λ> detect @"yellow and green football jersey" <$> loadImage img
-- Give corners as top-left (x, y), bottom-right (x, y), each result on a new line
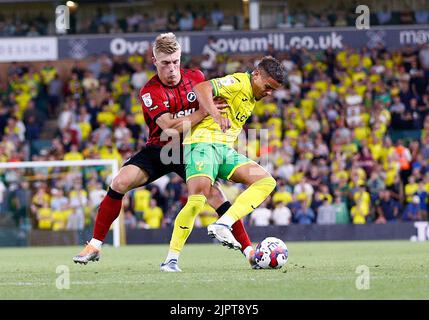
top-left (183, 72), bottom-right (255, 146)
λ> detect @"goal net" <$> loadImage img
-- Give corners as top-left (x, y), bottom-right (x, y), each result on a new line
top-left (0, 159), bottom-right (121, 247)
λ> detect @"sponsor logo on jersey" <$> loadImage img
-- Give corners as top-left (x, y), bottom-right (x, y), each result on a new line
top-left (149, 105), bottom-right (158, 111)
top-left (142, 93), bottom-right (152, 107)
top-left (163, 101), bottom-right (170, 108)
top-left (172, 108), bottom-right (196, 119)
top-left (187, 91), bottom-right (196, 102)
top-left (219, 76), bottom-right (236, 87)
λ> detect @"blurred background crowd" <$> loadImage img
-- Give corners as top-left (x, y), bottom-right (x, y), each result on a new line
top-left (1, 41), bottom-right (429, 233)
top-left (0, 0), bottom-right (428, 37)
top-left (1, 0), bottom-right (429, 236)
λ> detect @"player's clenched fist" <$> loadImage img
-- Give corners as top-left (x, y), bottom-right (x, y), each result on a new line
top-left (214, 114), bottom-right (231, 132)
top-left (199, 97), bottom-right (229, 117)
top-left (214, 97), bottom-right (230, 113)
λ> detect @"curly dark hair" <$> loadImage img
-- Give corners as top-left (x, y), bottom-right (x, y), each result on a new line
top-left (257, 56), bottom-right (287, 85)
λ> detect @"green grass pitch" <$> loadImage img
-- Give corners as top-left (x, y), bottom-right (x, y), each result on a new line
top-left (0, 240), bottom-right (428, 300)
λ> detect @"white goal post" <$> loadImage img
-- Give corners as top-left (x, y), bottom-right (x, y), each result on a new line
top-left (0, 159), bottom-right (121, 247)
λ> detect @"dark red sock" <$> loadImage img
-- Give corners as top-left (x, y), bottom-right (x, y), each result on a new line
top-left (93, 188), bottom-right (124, 242)
top-left (231, 219), bottom-right (253, 252)
top-left (216, 201), bottom-right (253, 252)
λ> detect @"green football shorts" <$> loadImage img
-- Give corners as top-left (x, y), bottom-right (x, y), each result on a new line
top-left (184, 143), bottom-right (254, 184)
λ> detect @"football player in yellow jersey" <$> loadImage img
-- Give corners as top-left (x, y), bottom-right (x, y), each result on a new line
top-left (162, 56), bottom-right (286, 271)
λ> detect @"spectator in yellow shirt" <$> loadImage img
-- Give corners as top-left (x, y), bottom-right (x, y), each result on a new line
top-left (351, 199), bottom-right (369, 224)
top-left (404, 175), bottom-right (419, 203)
top-left (133, 187), bottom-right (151, 220)
top-left (272, 186), bottom-right (293, 206)
top-left (64, 144), bottom-right (84, 161)
top-left (142, 199), bottom-right (163, 229)
top-left (353, 184), bottom-right (371, 209)
top-left (30, 184), bottom-right (50, 225)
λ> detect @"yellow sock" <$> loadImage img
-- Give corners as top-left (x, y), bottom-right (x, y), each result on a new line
top-left (219, 177), bottom-right (276, 224)
top-left (169, 194), bottom-right (207, 253)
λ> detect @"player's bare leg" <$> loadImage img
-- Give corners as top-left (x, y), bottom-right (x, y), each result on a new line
top-left (73, 165), bottom-right (149, 264)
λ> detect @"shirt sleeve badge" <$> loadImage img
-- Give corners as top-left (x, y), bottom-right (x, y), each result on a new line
top-left (142, 93), bottom-right (152, 107)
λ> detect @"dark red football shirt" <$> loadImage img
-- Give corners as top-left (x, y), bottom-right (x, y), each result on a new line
top-left (139, 68), bottom-right (205, 147)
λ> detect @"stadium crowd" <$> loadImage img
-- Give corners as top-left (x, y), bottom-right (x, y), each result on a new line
top-left (1, 40), bottom-right (429, 233)
top-left (0, 4), bottom-right (428, 37)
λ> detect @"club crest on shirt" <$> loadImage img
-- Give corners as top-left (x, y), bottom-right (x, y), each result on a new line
top-left (142, 93), bottom-right (152, 107)
top-left (196, 161), bottom-right (204, 171)
top-left (187, 91), bottom-right (196, 102)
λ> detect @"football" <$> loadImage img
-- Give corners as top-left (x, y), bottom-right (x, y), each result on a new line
top-left (254, 237), bottom-right (289, 269)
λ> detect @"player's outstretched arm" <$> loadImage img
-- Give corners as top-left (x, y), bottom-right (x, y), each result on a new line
top-left (156, 108), bottom-right (207, 133)
top-left (156, 98), bottom-right (228, 133)
top-left (194, 81), bottom-right (231, 132)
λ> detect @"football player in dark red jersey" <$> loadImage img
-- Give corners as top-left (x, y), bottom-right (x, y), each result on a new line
top-left (73, 33), bottom-right (256, 271)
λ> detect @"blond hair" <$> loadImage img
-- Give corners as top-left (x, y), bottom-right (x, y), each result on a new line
top-left (152, 32), bottom-right (181, 58)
